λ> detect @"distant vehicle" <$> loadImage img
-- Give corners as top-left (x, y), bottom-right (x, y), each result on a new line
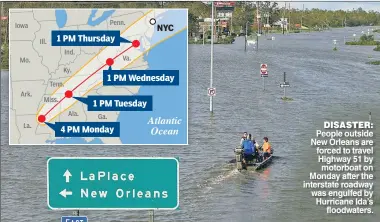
top-left (247, 39), bottom-right (256, 46)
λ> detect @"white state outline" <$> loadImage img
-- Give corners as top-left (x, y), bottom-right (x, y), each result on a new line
top-left (8, 8), bottom-right (189, 146)
top-left (61, 216), bottom-right (88, 221)
top-left (47, 157), bottom-right (180, 210)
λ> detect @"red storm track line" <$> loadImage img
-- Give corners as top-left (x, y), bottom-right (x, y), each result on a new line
top-left (41, 43), bottom-right (137, 119)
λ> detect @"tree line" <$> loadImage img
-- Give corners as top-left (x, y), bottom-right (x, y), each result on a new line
top-left (1, 1), bottom-right (379, 36)
top-left (1, 1), bottom-right (380, 68)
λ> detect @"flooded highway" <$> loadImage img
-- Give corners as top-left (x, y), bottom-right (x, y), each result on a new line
top-left (1, 26), bottom-right (380, 221)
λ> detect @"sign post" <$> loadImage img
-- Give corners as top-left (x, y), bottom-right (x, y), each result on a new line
top-left (47, 157), bottom-right (179, 210)
top-left (210, 3), bottom-right (214, 113)
top-left (260, 64), bottom-right (268, 90)
top-left (149, 210), bottom-right (155, 222)
top-left (280, 72), bottom-right (290, 98)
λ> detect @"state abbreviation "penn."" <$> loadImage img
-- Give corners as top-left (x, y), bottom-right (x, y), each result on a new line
top-left (157, 24), bottom-right (174, 32)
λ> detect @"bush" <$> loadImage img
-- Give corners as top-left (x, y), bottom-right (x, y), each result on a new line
top-left (217, 36), bottom-right (235, 44)
top-left (366, 60), bottom-right (380, 65)
top-left (345, 34), bottom-right (379, 46)
top-left (1, 43), bottom-right (9, 69)
top-left (360, 34), bottom-right (374, 42)
top-left (374, 45), bottom-right (380, 51)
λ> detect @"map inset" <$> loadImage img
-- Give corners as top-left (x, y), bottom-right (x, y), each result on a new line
top-left (9, 9), bottom-right (188, 145)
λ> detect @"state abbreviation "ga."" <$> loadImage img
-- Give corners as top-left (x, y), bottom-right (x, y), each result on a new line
top-left (157, 24), bottom-right (174, 32)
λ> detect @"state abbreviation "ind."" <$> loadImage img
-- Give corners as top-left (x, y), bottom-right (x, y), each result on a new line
top-left (157, 24), bottom-right (174, 32)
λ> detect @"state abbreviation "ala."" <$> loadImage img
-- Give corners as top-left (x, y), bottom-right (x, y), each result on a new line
top-left (157, 24), bottom-right (174, 32)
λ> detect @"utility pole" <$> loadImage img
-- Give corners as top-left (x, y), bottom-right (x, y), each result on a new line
top-left (256, 1), bottom-right (259, 51)
top-left (301, 4), bottom-right (304, 28)
top-left (1, 1), bottom-right (5, 45)
top-left (344, 16), bottom-right (346, 28)
top-left (245, 22), bottom-right (248, 52)
top-left (210, 2), bottom-right (214, 112)
top-left (230, 13), bottom-right (233, 35)
top-left (202, 26), bottom-right (205, 45)
top-left (288, 3), bottom-right (291, 33)
top-left (282, 2), bottom-right (286, 35)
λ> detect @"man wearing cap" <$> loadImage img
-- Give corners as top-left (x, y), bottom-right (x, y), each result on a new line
top-left (240, 132), bottom-right (248, 147)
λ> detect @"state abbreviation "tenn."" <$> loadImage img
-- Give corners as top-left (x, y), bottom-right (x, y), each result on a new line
top-left (157, 24), bottom-right (174, 32)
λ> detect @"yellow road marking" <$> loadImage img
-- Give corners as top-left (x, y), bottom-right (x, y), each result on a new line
top-left (44, 26), bottom-right (187, 124)
top-left (35, 104), bottom-right (46, 122)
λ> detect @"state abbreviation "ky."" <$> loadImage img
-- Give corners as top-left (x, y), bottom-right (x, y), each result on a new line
top-left (157, 24), bottom-right (174, 32)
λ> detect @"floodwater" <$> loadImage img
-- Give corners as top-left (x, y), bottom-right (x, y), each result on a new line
top-left (2, 26), bottom-right (380, 222)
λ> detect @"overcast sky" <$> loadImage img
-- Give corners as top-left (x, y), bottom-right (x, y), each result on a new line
top-left (278, 1), bottom-right (380, 11)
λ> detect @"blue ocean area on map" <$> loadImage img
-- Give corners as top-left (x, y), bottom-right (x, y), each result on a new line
top-left (118, 29), bottom-right (187, 144)
top-left (48, 9), bottom-right (187, 144)
top-left (54, 9), bottom-right (115, 28)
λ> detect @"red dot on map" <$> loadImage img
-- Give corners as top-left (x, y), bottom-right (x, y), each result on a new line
top-left (106, 58), bottom-right (114, 66)
top-left (38, 115), bottom-right (46, 123)
top-left (65, 90), bottom-right (73, 98)
top-left (132, 40), bottom-right (140, 48)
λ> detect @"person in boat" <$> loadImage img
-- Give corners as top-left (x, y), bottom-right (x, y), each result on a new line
top-left (252, 138), bottom-right (262, 162)
top-left (242, 134), bottom-right (255, 163)
top-left (240, 132), bottom-right (248, 147)
top-left (262, 137), bottom-right (272, 160)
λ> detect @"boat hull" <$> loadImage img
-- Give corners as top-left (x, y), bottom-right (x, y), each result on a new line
top-left (245, 155), bottom-right (273, 170)
top-left (233, 147), bottom-right (273, 170)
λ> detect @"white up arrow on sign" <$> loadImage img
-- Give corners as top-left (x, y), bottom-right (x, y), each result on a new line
top-left (63, 169), bottom-right (72, 183)
top-left (60, 189), bottom-right (73, 198)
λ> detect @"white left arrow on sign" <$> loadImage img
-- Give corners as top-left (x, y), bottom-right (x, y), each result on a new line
top-left (63, 169), bottom-right (72, 183)
top-left (60, 189), bottom-right (73, 198)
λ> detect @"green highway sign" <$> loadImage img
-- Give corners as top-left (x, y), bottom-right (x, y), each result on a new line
top-left (47, 157), bottom-right (179, 210)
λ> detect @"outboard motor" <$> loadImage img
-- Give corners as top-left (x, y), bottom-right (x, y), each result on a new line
top-left (234, 147), bottom-right (244, 170)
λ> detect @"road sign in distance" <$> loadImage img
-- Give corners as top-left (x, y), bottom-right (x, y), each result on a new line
top-left (61, 216), bottom-right (88, 222)
top-left (208, 87), bottom-right (216, 96)
top-left (280, 82), bottom-right (290, 87)
top-left (260, 64), bottom-right (268, 76)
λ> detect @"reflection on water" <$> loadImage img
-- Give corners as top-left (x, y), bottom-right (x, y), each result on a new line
top-left (1, 26), bottom-right (380, 222)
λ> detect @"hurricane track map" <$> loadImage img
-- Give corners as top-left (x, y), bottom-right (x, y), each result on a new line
top-left (9, 9), bottom-right (188, 145)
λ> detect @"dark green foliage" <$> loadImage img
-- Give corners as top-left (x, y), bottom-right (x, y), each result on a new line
top-left (366, 60), bottom-right (380, 65)
top-left (345, 34), bottom-right (379, 45)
